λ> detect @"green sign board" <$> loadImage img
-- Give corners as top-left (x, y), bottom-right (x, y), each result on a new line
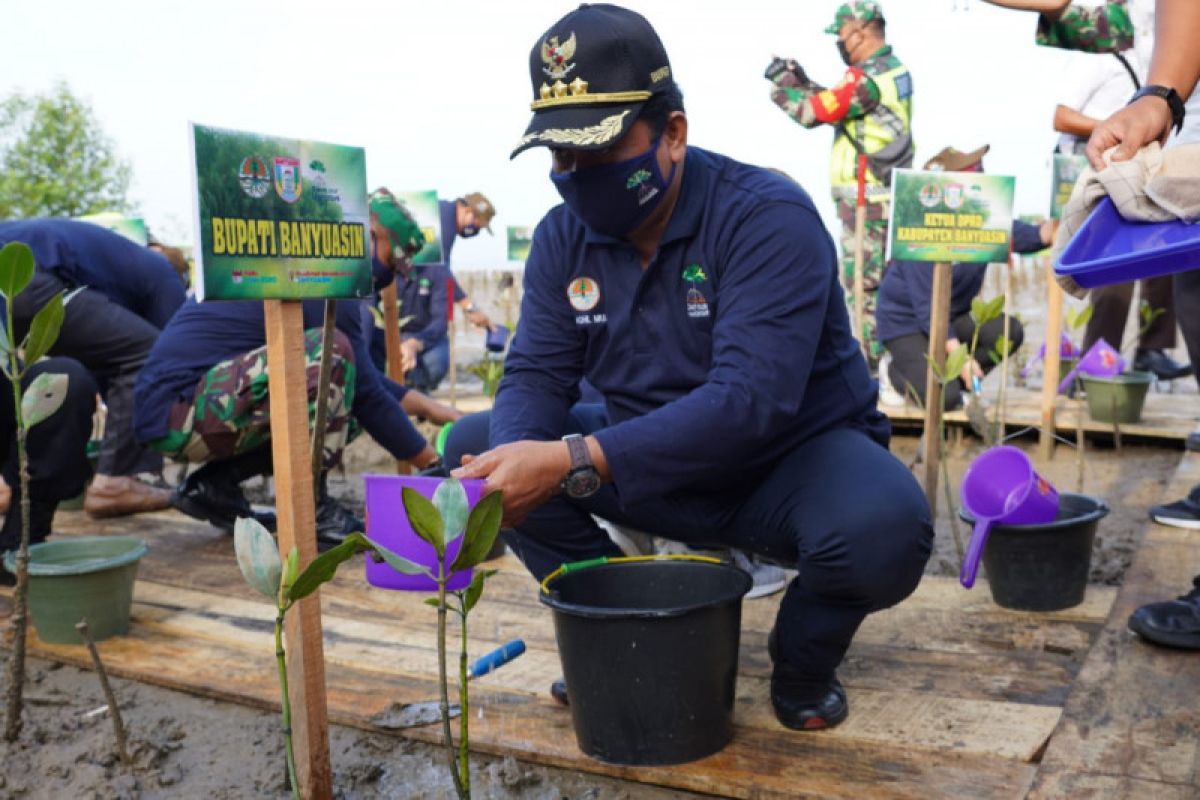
top-left (1051, 153), bottom-right (1087, 219)
top-left (887, 169), bottom-right (1016, 264)
top-left (189, 123), bottom-right (371, 301)
top-left (394, 190), bottom-right (444, 265)
top-left (507, 225), bottom-right (533, 262)
top-left (78, 213), bottom-right (149, 246)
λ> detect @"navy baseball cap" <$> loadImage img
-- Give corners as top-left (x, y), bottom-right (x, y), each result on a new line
top-left (510, 4), bottom-right (674, 159)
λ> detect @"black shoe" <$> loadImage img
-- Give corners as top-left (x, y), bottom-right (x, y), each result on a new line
top-left (172, 460), bottom-right (275, 533)
top-left (767, 628), bottom-right (849, 731)
top-left (1149, 485), bottom-right (1200, 530)
top-left (549, 678), bottom-right (569, 706)
top-left (1127, 576), bottom-right (1200, 649)
top-left (315, 493), bottom-right (362, 549)
top-left (1134, 349), bottom-right (1192, 381)
top-left (1186, 432), bottom-right (1200, 453)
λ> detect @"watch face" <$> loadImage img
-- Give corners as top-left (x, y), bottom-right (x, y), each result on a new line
top-left (564, 468), bottom-right (602, 498)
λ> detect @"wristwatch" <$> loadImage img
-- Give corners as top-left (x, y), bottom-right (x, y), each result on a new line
top-left (560, 434), bottom-right (601, 498)
top-left (1129, 85), bottom-right (1186, 135)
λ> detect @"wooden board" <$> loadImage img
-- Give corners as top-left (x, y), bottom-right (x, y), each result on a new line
top-left (3, 508), bottom-right (1122, 799)
top-left (882, 385), bottom-right (1198, 442)
top-left (1028, 454), bottom-right (1200, 797)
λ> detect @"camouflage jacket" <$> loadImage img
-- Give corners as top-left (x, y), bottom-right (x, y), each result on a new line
top-left (768, 46), bottom-right (908, 129)
top-left (1036, 1), bottom-right (1134, 53)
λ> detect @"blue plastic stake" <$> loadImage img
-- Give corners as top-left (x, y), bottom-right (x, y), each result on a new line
top-left (468, 639), bottom-right (526, 680)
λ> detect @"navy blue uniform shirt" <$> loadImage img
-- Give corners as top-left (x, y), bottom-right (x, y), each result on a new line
top-left (0, 219), bottom-right (185, 329)
top-left (877, 220), bottom-right (1046, 344)
top-left (134, 298), bottom-right (425, 460)
top-left (436, 199), bottom-right (468, 304)
top-left (492, 147), bottom-right (884, 507)
top-left (397, 262), bottom-right (450, 347)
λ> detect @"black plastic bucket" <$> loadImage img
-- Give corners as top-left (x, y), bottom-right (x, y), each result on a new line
top-left (539, 558), bottom-right (752, 765)
top-left (959, 492), bottom-right (1108, 611)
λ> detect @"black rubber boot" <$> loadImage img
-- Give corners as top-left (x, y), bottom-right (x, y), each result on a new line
top-left (767, 628), bottom-right (849, 731)
top-left (315, 474), bottom-right (363, 549)
top-left (172, 448), bottom-right (276, 533)
top-left (0, 498), bottom-right (58, 586)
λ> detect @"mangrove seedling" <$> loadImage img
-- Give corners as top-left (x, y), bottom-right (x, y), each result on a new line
top-left (465, 355), bottom-right (504, 400)
top-left (233, 519), bottom-right (429, 799)
top-left (402, 479), bottom-right (504, 800)
top-left (926, 341), bottom-right (972, 563)
top-left (2, 241), bottom-right (69, 743)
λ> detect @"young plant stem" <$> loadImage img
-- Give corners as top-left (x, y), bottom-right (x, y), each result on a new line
top-left (275, 606), bottom-right (300, 800)
top-left (1076, 397), bottom-right (1086, 493)
top-left (457, 606), bottom-right (471, 797)
top-left (3, 312), bottom-right (29, 742)
top-left (436, 565), bottom-right (466, 799)
top-left (76, 619), bottom-right (130, 767)
top-left (940, 429), bottom-right (965, 563)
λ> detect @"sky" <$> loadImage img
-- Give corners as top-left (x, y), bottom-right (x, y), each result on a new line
top-left (4, 0), bottom-right (1084, 269)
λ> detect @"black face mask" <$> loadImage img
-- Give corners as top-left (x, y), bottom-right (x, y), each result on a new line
top-left (837, 38), bottom-right (854, 66)
top-left (460, 224), bottom-right (480, 238)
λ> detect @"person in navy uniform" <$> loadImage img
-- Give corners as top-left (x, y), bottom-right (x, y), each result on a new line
top-left (446, 3), bottom-right (932, 730)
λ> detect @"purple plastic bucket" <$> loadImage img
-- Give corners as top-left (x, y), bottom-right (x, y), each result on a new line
top-left (959, 447), bottom-right (1059, 588)
top-left (1056, 197), bottom-right (1200, 289)
top-left (364, 475), bottom-right (483, 591)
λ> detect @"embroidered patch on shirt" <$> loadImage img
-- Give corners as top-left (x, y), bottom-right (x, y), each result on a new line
top-left (567, 277), bottom-right (600, 311)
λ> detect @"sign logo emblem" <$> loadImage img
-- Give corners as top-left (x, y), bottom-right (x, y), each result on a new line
top-left (683, 264), bottom-right (709, 318)
top-left (273, 156), bottom-right (302, 204)
top-left (919, 183), bottom-right (942, 208)
top-left (943, 183), bottom-right (964, 210)
top-left (540, 33), bottom-right (577, 80)
top-left (567, 277), bottom-right (600, 311)
top-left (238, 156), bottom-right (270, 199)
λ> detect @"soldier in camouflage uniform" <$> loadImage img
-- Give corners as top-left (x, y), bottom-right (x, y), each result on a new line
top-left (766, 1), bottom-right (913, 365)
top-left (982, 1), bottom-right (1135, 53)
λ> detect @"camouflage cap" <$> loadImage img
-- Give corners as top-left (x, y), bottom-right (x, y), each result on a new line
top-left (824, 1), bottom-right (885, 34)
top-left (461, 191), bottom-right (496, 234)
top-left (368, 190), bottom-right (425, 259)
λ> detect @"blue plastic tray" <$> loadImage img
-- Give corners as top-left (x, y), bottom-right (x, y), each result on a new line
top-left (1055, 197), bottom-right (1200, 289)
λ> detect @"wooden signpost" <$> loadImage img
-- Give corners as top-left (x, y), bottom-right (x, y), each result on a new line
top-left (887, 168), bottom-right (1017, 520)
top-left (190, 124), bottom-right (376, 798)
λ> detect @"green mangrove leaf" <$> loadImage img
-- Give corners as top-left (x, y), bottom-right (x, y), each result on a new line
top-left (984, 295), bottom-right (1006, 324)
top-left (364, 535), bottom-right (432, 577)
top-left (0, 242), bottom-right (35, 301)
top-left (1068, 304), bottom-right (1093, 330)
top-left (21, 372), bottom-right (68, 428)
top-left (402, 486), bottom-right (444, 558)
top-left (233, 516), bottom-right (282, 599)
top-left (287, 532), bottom-right (372, 602)
top-left (450, 491), bottom-right (504, 573)
top-left (969, 296), bottom-right (986, 325)
top-left (423, 597), bottom-right (441, 608)
top-left (432, 478), bottom-right (469, 543)
top-left (463, 569), bottom-right (499, 614)
top-left (22, 291), bottom-right (65, 365)
top-left (943, 345), bottom-right (970, 386)
top-left (280, 546), bottom-right (300, 596)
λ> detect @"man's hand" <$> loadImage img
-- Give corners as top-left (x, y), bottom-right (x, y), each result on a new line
top-left (1038, 218), bottom-right (1059, 246)
top-left (400, 390), bottom-right (463, 425)
top-left (979, 0), bottom-right (1070, 16)
top-left (765, 56), bottom-right (806, 85)
top-left (465, 306), bottom-right (493, 331)
top-left (451, 440), bottom-right (571, 527)
top-left (1085, 96), bottom-right (1175, 169)
top-left (400, 338), bottom-right (422, 373)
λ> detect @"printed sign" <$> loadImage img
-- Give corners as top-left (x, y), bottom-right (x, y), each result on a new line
top-left (189, 123), bottom-right (371, 301)
top-left (887, 169), bottom-right (1016, 264)
top-left (393, 190), bottom-right (444, 265)
top-left (507, 225), bottom-right (534, 262)
top-left (1051, 153), bottom-right (1088, 219)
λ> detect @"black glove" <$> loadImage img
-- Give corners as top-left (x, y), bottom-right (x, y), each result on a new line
top-left (764, 56), bottom-right (792, 82)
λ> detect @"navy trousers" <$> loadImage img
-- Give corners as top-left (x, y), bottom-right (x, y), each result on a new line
top-left (445, 407), bottom-right (933, 680)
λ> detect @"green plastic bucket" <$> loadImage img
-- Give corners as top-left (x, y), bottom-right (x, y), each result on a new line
top-left (1081, 371), bottom-right (1154, 424)
top-left (3, 536), bottom-right (147, 644)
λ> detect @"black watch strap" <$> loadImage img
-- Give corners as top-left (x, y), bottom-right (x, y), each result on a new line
top-left (563, 433), bottom-right (591, 470)
top-left (1130, 84), bottom-right (1186, 134)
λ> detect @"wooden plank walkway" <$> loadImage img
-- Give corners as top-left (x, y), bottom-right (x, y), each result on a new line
top-left (1028, 450), bottom-right (1200, 798)
top-left (2, 508), bottom-right (1120, 799)
top-left (882, 385), bottom-right (1197, 442)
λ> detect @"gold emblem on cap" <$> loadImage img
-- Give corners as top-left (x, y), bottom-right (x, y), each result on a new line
top-left (513, 109), bottom-right (632, 150)
top-left (540, 33), bottom-right (577, 81)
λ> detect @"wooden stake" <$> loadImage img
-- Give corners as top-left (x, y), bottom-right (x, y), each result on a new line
top-left (1039, 257), bottom-right (1064, 461)
top-left (76, 619), bottom-right (130, 767)
top-left (379, 282), bottom-right (410, 475)
top-left (922, 261), bottom-right (953, 518)
top-left (264, 300), bottom-right (332, 800)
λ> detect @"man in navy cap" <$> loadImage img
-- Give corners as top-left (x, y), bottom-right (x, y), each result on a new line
top-left (447, 3), bottom-right (932, 730)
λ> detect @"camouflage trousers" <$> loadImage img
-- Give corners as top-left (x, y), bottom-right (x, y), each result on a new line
top-left (836, 198), bottom-right (892, 364)
top-left (150, 329), bottom-right (357, 468)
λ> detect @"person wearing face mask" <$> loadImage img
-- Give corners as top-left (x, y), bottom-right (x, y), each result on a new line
top-left (442, 192), bottom-right (499, 332)
top-left (133, 191), bottom-right (459, 548)
top-left (766, 1), bottom-right (913, 367)
top-left (445, 3), bottom-right (932, 731)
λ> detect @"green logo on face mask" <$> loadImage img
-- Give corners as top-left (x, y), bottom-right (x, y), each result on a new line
top-left (626, 169), bottom-right (652, 190)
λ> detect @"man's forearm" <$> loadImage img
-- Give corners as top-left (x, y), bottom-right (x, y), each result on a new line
top-left (1054, 104), bottom-right (1098, 137)
top-left (982, 0), bottom-right (1070, 16)
top-left (1150, 0), bottom-right (1200, 101)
